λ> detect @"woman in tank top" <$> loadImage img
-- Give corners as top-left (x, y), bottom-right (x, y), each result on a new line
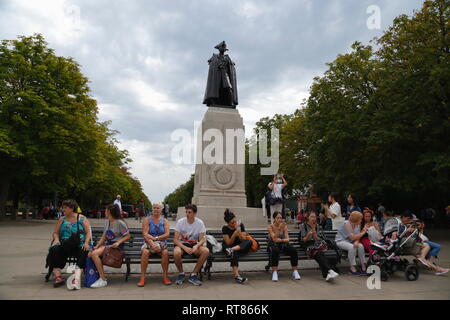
top-left (138, 203), bottom-right (171, 286)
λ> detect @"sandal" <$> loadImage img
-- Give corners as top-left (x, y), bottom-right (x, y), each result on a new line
top-left (53, 276), bottom-right (64, 288)
top-left (137, 279), bottom-right (145, 287)
top-left (162, 277), bottom-right (172, 285)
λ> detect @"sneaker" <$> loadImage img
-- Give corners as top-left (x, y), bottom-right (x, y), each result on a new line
top-left (272, 271), bottom-right (278, 282)
top-left (91, 278), bottom-right (108, 288)
top-left (326, 269), bottom-right (339, 282)
top-left (292, 270), bottom-right (301, 280)
top-left (175, 273), bottom-right (185, 285)
top-left (188, 274), bottom-right (202, 286)
top-left (235, 275), bottom-right (248, 284)
top-left (225, 248), bottom-right (234, 257)
top-left (435, 268), bottom-right (449, 276)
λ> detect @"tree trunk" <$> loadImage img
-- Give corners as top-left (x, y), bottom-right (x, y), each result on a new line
top-left (12, 192), bottom-right (19, 220)
top-left (0, 172), bottom-right (12, 220)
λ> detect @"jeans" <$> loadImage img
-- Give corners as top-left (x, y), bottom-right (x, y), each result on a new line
top-left (314, 251), bottom-right (333, 278)
top-left (224, 240), bottom-right (252, 267)
top-left (269, 242), bottom-right (298, 267)
top-left (336, 241), bottom-right (366, 266)
top-left (424, 241), bottom-right (441, 258)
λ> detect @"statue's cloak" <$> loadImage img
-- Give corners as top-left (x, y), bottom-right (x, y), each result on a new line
top-left (203, 53), bottom-right (238, 106)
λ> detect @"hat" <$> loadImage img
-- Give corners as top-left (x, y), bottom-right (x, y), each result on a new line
top-left (117, 195), bottom-right (121, 198)
top-left (214, 41), bottom-right (228, 51)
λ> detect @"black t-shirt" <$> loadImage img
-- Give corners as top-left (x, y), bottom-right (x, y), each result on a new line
top-left (222, 224), bottom-right (246, 247)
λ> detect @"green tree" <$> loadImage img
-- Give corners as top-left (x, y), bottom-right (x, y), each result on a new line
top-left (0, 34), bottom-right (150, 217)
top-left (164, 174), bottom-right (194, 211)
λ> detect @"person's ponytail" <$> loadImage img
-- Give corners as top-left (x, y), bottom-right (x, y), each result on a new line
top-left (224, 208), bottom-right (235, 223)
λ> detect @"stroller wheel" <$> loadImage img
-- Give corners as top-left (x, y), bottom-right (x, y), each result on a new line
top-left (405, 264), bottom-right (419, 281)
top-left (264, 264), bottom-right (270, 272)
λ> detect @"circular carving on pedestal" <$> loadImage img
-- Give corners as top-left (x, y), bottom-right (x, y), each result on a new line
top-left (209, 165), bottom-right (236, 190)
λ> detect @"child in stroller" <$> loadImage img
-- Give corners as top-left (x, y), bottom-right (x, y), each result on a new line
top-left (368, 212), bottom-right (421, 281)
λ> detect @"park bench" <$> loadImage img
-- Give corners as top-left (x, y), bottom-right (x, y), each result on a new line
top-left (203, 229), bottom-right (345, 280)
top-left (45, 228), bottom-right (361, 283)
top-left (45, 227), bottom-right (207, 282)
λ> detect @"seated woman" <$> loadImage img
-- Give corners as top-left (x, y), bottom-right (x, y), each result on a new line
top-left (268, 212), bottom-right (301, 281)
top-left (88, 204), bottom-right (130, 288)
top-left (416, 220), bottom-right (449, 275)
top-left (299, 211), bottom-right (339, 281)
top-left (138, 203), bottom-right (171, 286)
top-left (47, 199), bottom-right (92, 289)
top-left (335, 211), bottom-right (368, 275)
top-left (359, 208), bottom-right (382, 258)
top-left (222, 209), bottom-right (250, 284)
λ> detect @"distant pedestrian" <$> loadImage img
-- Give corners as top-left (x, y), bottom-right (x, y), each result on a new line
top-left (323, 192), bottom-right (343, 230)
top-left (268, 173), bottom-right (287, 224)
top-left (113, 195), bottom-right (122, 212)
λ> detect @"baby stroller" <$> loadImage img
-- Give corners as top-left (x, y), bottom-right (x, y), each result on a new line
top-left (368, 217), bottom-right (419, 281)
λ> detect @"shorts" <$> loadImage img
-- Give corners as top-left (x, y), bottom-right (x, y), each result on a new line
top-left (180, 242), bottom-right (199, 256)
top-left (141, 241), bottom-right (167, 253)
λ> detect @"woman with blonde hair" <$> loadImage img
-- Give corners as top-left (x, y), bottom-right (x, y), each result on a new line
top-left (335, 211), bottom-right (368, 276)
top-left (138, 203), bottom-right (171, 286)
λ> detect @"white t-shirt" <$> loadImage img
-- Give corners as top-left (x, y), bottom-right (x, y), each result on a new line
top-left (113, 199), bottom-right (122, 211)
top-left (329, 202), bottom-right (343, 230)
top-left (268, 182), bottom-right (283, 198)
top-left (175, 217), bottom-right (206, 243)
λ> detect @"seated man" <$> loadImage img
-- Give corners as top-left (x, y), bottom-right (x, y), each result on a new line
top-left (173, 204), bottom-right (210, 286)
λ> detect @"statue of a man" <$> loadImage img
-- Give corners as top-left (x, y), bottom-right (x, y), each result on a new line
top-left (203, 41), bottom-right (238, 108)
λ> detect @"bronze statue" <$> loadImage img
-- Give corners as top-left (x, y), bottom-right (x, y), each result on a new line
top-left (203, 41), bottom-right (238, 108)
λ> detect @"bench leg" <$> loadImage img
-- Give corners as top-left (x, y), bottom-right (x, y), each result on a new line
top-left (205, 255), bottom-right (213, 280)
top-left (125, 261), bottom-right (130, 282)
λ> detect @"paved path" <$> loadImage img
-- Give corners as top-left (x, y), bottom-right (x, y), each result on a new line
top-left (0, 219), bottom-right (449, 300)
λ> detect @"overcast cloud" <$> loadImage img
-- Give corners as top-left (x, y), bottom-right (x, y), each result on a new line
top-left (1, 0), bottom-right (424, 203)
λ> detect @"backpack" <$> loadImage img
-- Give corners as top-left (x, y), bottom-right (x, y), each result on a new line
top-left (245, 234), bottom-right (260, 252)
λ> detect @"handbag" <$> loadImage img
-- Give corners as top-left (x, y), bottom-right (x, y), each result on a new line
top-left (245, 234), bottom-right (260, 252)
top-left (102, 246), bottom-right (124, 268)
top-left (306, 240), bottom-right (328, 259)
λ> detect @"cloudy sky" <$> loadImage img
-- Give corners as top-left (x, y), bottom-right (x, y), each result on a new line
top-left (1, 0), bottom-right (424, 203)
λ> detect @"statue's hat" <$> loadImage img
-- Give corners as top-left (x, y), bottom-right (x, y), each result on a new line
top-left (214, 41), bottom-right (228, 51)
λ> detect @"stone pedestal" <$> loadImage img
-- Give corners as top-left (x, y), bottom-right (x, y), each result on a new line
top-left (192, 106), bottom-right (247, 207)
top-left (177, 106), bottom-right (267, 228)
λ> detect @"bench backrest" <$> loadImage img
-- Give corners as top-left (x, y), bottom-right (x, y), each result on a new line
top-left (91, 227), bottom-right (338, 252)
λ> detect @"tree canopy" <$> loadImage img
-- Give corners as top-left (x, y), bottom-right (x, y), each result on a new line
top-left (0, 34), bottom-right (149, 217)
